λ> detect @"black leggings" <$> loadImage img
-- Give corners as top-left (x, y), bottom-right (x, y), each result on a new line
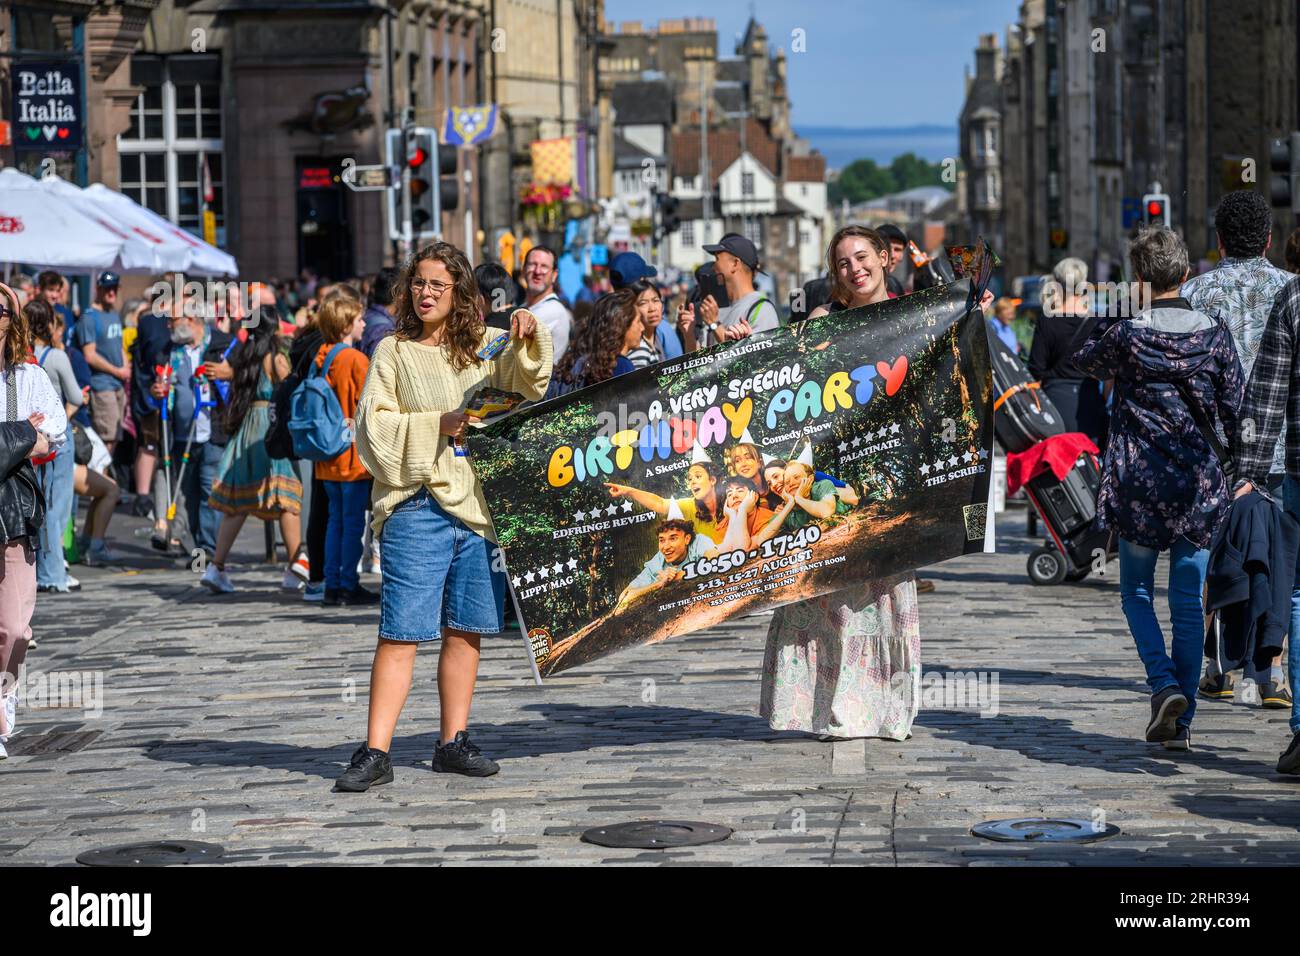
top-left (308, 474), bottom-right (328, 584)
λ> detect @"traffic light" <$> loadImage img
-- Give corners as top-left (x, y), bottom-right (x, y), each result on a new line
top-left (1270, 133), bottom-right (1300, 213)
top-left (1141, 185), bottom-right (1170, 228)
top-left (405, 127), bottom-right (437, 236)
top-left (436, 143), bottom-right (460, 216)
top-left (654, 192), bottom-right (680, 242)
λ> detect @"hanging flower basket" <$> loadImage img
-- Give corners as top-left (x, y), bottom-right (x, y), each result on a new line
top-left (520, 180), bottom-right (573, 232)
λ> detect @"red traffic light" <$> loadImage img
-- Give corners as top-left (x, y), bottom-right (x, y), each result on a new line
top-left (1147, 199), bottom-right (1164, 216)
top-left (406, 146), bottom-right (428, 168)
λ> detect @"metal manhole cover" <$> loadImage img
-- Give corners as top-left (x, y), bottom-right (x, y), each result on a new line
top-left (581, 820), bottom-right (732, 849)
top-left (971, 817), bottom-right (1119, 844)
top-left (77, 841), bottom-right (225, 866)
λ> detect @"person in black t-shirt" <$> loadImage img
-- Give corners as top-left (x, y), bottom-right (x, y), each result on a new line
top-left (1029, 257), bottom-right (1104, 444)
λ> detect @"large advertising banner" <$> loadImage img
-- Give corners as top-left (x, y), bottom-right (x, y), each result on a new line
top-left (468, 278), bottom-right (995, 678)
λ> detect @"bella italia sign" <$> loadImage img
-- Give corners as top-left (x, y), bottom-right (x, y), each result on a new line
top-left (12, 60), bottom-right (83, 152)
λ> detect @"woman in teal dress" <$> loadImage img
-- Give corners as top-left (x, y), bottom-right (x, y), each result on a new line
top-left (203, 307), bottom-right (304, 594)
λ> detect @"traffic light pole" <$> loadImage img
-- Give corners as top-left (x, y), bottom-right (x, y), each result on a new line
top-left (400, 123), bottom-right (414, 260)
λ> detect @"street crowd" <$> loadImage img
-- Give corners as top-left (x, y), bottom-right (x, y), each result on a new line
top-left (3, 192), bottom-right (1300, 790)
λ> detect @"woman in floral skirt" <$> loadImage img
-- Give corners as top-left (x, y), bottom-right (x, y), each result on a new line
top-left (202, 306), bottom-right (304, 593)
top-left (759, 226), bottom-right (921, 741)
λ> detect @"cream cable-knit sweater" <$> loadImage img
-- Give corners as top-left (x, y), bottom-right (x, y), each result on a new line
top-left (356, 324), bottom-right (553, 540)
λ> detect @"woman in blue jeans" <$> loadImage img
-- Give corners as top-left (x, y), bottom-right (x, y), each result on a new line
top-left (27, 301), bottom-right (81, 594)
top-left (335, 242), bottom-right (552, 792)
top-left (1074, 228), bottom-right (1243, 750)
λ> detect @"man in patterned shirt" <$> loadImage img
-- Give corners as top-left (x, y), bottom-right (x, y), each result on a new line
top-left (1233, 271), bottom-right (1300, 772)
top-left (1185, 190), bottom-right (1293, 711)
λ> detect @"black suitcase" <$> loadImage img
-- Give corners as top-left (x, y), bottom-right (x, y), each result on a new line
top-left (1023, 452), bottom-right (1114, 584)
top-left (988, 330), bottom-right (1066, 454)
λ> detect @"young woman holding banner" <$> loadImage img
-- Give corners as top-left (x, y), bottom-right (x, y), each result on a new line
top-left (334, 242), bottom-right (551, 792)
top-left (759, 226), bottom-right (923, 741)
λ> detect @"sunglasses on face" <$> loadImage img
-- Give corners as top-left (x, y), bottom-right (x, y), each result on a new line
top-left (0, 305), bottom-right (12, 319)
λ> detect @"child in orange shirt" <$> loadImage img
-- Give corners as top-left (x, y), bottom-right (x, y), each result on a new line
top-left (314, 294), bottom-right (375, 606)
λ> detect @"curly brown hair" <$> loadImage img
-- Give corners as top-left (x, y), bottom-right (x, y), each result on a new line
top-left (392, 241), bottom-right (485, 371)
top-left (825, 225), bottom-right (890, 307)
top-left (0, 283), bottom-right (29, 370)
top-left (554, 288), bottom-right (638, 387)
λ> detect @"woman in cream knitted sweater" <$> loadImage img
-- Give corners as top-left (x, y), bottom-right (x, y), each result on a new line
top-left (335, 241), bottom-right (552, 791)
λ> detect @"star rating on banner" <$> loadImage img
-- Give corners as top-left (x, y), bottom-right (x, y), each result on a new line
top-left (839, 422), bottom-right (902, 454)
top-left (512, 557), bottom-right (580, 589)
top-left (922, 448), bottom-right (990, 478)
top-left (571, 501), bottom-right (635, 525)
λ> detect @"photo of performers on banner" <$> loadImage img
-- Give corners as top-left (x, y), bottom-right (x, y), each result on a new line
top-left (468, 268), bottom-right (997, 680)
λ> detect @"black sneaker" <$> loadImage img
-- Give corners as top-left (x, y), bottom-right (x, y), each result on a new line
top-left (1145, 686), bottom-right (1188, 742)
top-left (1278, 732), bottom-right (1300, 774)
top-left (1259, 681), bottom-right (1293, 709)
top-left (1162, 726), bottom-right (1192, 751)
top-left (432, 731), bottom-right (499, 777)
top-left (335, 744), bottom-right (393, 792)
top-left (338, 585), bottom-right (380, 607)
top-left (1198, 672), bottom-right (1234, 701)
top-left (322, 588), bottom-right (341, 607)
top-left (131, 494), bottom-right (154, 518)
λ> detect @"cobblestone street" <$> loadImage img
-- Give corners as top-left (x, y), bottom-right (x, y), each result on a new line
top-left (6, 505), bottom-right (1300, 866)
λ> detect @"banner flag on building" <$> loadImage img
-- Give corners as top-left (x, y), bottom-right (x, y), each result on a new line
top-left (467, 278), bottom-right (996, 679)
top-left (443, 104), bottom-right (497, 147)
top-left (530, 137), bottom-right (574, 186)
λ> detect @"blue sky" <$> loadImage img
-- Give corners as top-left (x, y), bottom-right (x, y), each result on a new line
top-left (602, 0), bottom-right (1024, 128)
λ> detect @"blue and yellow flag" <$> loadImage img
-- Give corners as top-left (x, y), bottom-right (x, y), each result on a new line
top-left (443, 105), bottom-right (497, 147)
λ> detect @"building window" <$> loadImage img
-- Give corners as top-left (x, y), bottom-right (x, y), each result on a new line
top-left (741, 171), bottom-right (755, 196)
top-left (681, 220), bottom-right (695, 247)
top-left (987, 171), bottom-right (999, 205)
top-left (799, 229), bottom-right (810, 246)
top-left (742, 218), bottom-right (762, 246)
top-left (118, 54), bottom-right (225, 245)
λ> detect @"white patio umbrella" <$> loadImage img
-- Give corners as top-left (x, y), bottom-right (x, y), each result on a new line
top-left (0, 168), bottom-right (136, 272)
top-left (81, 183), bottom-right (238, 278)
top-left (31, 174), bottom-right (178, 274)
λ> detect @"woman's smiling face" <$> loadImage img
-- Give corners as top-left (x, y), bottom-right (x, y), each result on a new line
top-left (835, 236), bottom-right (889, 302)
top-left (731, 444), bottom-right (760, 479)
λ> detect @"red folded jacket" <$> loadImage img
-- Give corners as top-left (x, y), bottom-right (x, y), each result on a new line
top-left (1006, 432), bottom-right (1099, 496)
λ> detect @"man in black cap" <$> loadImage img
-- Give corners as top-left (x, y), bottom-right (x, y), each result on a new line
top-left (877, 223), bottom-right (910, 297)
top-left (685, 233), bottom-right (779, 348)
top-left (74, 271), bottom-right (129, 454)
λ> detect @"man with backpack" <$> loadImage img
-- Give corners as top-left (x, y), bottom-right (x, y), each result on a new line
top-left (695, 233), bottom-right (780, 348)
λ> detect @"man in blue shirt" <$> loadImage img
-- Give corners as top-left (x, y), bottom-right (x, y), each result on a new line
top-left (988, 297), bottom-right (1021, 355)
top-left (615, 519), bottom-right (712, 610)
top-left (74, 272), bottom-right (129, 452)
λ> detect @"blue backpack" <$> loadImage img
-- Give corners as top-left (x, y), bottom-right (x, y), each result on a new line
top-left (288, 343), bottom-right (353, 462)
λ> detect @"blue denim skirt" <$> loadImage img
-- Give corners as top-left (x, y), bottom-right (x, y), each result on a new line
top-left (378, 488), bottom-right (505, 642)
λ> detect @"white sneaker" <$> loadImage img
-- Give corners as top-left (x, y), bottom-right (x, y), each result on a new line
top-left (65, 574), bottom-right (80, 590)
top-left (281, 569), bottom-right (304, 591)
top-left (200, 564), bottom-right (235, 594)
top-left (2, 693), bottom-right (15, 739)
top-left (0, 738), bottom-right (7, 759)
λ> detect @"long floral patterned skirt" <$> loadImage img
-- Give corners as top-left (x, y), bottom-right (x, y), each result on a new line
top-left (760, 572), bottom-right (921, 740)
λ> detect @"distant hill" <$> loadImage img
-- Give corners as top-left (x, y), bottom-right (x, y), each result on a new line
top-left (797, 125), bottom-right (959, 171)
